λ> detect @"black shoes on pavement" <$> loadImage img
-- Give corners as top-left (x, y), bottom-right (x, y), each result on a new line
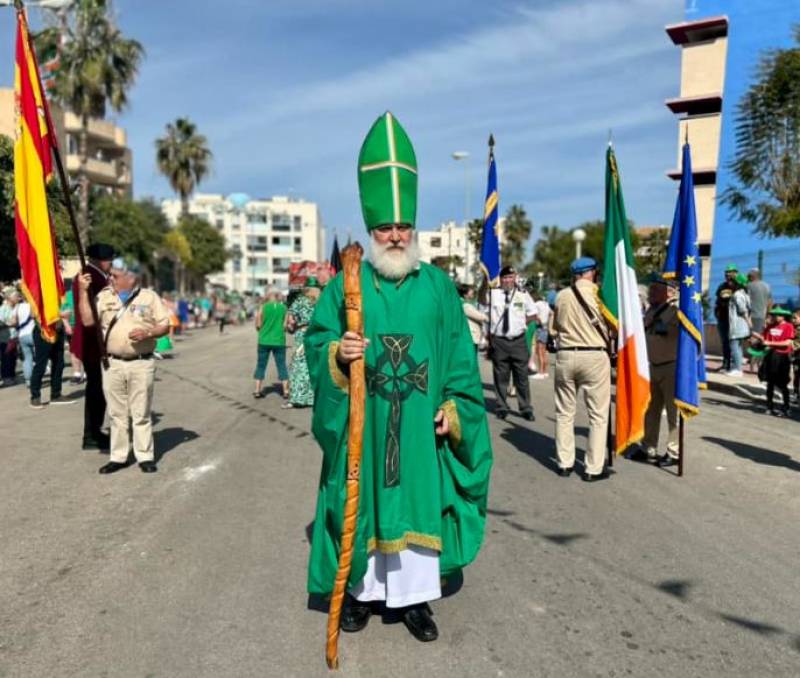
top-left (340, 596), bottom-right (372, 633)
top-left (582, 469), bottom-right (610, 482)
top-left (557, 467), bottom-right (573, 477)
top-left (402, 603), bottom-right (439, 642)
top-left (495, 410), bottom-right (508, 420)
top-left (98, 461), bottom-right (126, 475)
top-left (98, 461), bottom-right (157, 474)
top-left (339, 597), bottom-right (438, 642)
top-left (521, 410), bottom-right (535, 421)
top-left (82, 433), bottom-right (111, 451)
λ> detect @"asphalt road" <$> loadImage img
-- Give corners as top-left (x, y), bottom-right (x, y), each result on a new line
top-left (1, 324), bottom-right (798, 678)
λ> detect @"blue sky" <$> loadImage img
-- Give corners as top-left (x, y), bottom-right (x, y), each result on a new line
top-left (2, 0), bottom-right (684, 248)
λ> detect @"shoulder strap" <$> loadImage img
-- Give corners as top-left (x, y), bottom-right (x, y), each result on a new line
top-left (103, 288), bottom-right (142, 350)
top-left (570, 283), bottom-right (609, 346)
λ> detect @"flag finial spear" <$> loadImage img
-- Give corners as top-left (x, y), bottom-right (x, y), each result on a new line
top-left (608, 128), bottom-right (614, 148)
top-left (684, 124), bottom-right (689, 145)
top-left (14, 0), bottom-right (25, 12)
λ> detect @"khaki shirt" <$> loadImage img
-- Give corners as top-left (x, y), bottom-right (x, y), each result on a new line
top-left (550, 279), bottom-right (609, 349)
top-left (96, 287), bottom-right (169, 357)
top-left (644, 301), bottom-right (679, 365)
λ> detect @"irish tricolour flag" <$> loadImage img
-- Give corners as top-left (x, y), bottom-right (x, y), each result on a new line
top-left (599, 147), bottom-right (650, 454)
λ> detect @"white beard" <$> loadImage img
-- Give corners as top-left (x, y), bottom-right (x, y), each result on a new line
top-left (368, 238), bottom-right (420, 280)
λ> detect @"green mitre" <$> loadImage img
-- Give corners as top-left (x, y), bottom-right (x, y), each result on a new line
top-left (358, 111), bottom-right (418, 230)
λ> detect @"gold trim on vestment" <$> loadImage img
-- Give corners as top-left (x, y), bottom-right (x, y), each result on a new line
top-left (367, 531), bottom-right (442, 554)
top-left (440, 399), bottom-right (462, 448)
top-left (328, 341), bottom-right (350, 392)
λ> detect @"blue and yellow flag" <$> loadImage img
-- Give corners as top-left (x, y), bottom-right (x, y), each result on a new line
top-left (664, 143), bottom-right (707, 417)
top-left (479, 136), bottom-right (500, 284)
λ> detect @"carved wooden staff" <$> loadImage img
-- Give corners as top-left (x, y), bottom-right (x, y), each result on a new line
top-left (326, 243), bottom-right (366, 670)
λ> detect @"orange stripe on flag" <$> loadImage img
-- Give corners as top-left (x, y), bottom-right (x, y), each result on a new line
top-left (614, 336), bottom-right (651, 454)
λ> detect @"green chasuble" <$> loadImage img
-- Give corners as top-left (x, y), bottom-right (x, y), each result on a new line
top-left (305, 261), bottom-right (493, 595)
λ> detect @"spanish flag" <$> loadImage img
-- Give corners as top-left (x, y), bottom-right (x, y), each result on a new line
top-left (14, 8), bottom-right (64, 341)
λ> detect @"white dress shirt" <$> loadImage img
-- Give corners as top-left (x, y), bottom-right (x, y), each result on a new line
top-left (487, 287), bottom-right (536, 339)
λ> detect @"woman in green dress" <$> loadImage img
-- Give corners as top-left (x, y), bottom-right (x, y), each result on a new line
top-left (284, 278), bottom-right (321, 408)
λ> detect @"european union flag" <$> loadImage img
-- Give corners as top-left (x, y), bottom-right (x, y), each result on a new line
top-left (480, 135), bottom-right (501, 284)
top-left (664, 142), bottom-right (707, 417)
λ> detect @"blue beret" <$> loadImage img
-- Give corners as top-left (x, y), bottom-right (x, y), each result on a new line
top-left (570, 257), bottom-right (597, 274)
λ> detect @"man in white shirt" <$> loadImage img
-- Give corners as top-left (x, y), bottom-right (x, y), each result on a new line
top-left (486, 265), bottom-right (537, 420)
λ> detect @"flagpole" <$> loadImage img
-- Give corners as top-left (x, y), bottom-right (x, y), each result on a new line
top-left (678, 416), bottom-right (685, 477)
top-left (17, 0), bottom-right (108, 367)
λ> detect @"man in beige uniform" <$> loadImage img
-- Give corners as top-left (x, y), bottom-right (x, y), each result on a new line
top-left (549, 257), bottom-right (612, 481)
top-left (78, 259), bottom-right (170, 474)
top-left (635, 278), bottom-right (680, 466)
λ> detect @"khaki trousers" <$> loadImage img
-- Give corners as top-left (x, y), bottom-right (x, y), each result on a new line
top-left (554, 350), bottom-right (610, 475)
top-left (642, 361), bottom-right (678, 458)
top-left (102, 357), bottom-right (156, 463)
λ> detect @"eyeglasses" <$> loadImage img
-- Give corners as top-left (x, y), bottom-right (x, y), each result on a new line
top-left (374, 224), bottom-right (412, 235)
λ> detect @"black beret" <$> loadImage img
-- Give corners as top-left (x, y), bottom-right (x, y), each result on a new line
top-left (499, 265), bottom-right (516, 277)
top-left (87, 243), bottom-right (115, 260)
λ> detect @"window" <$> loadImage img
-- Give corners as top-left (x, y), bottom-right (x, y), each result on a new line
top-left (293, 216), bottom-right (302, 231)
top-left (273, 213), bottom-right (292, 232)
top-left (248, 212), bottom-right (267, 224)
top-left (216, 219), bottom-right (224, 231)
top-left (430, 237), bottom-right (442, 248)
top-left (67, 134), bottom-right (78, 155)
top-left (233, 259), bottom-right (241, 273)
top-left (294, 237), bottom-right (302, 253)
top-left (272, 257), bottom-right (291, 273)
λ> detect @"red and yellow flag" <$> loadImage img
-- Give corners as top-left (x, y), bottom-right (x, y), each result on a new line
top-left (14, 8), bottom-right (64, 341)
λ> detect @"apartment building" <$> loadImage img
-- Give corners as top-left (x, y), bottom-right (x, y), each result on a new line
top-left (417, 219), bottom-right (506, 284)
top-left (0, 87), bottom-right (133, 196)
top-left (162, 193), bottom-right (325, 293)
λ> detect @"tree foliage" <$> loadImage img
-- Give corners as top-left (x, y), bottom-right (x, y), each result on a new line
top-left (91, 195), bottom-right (168, 278)
top-left (36, 0), bottom-right (144, 243)
top-left (156, 117), bottom-right (212, 215)
top-left (501, 204), bottom-right (533, 268)
top-left (721, 26), bottom-right (800, 238)
top-left (178, 215), bottom-right (227, 281)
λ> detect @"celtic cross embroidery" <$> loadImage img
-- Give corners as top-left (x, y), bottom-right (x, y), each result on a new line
top-left (366, 334), bottom-right (428, 487)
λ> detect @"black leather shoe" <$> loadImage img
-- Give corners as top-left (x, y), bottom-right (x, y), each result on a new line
top-left (98, 461), bottom-right (126, 475)
top-left (139, 461), bottom-right (157, 473)
top-left (522, 410), bottom-right (535, 421)
top-left (83, 434), bottom-right (111, 451)
top-left (557, 467), bottom-right (573, 477)
top-left (496, 410), bottom-right (508, 420)
top-left (582, 470), bottom-right (610, 482)
top-left (657, 456), bottom-right (678, 467)
top-left (402, 603), bottom-right (438, 642)
top-left (340, 596), bottom-right (371, 632)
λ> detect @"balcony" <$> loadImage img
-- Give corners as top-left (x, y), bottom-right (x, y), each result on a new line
top-left (666, 15), bottom-right (728, 45)
top-left (65, 154), bottom-right (131, 188)
top-left (665, 93), bottom-right (722, 115)
top-left (63, 111), bottom-right (127, 147)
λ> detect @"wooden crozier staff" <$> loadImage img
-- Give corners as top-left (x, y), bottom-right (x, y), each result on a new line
top-left (326, 243), bottom-right (366, 670)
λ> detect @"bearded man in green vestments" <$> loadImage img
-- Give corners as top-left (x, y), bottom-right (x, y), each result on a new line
top-left (305, 112), bottom-right (493, 643)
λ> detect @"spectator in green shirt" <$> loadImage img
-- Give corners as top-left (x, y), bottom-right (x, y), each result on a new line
top-left (253, 289), bottom-right (289, 400)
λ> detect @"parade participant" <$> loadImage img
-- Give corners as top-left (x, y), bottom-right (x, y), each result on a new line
top-left (793, 309), bottom-right (800, 402)
top-left (486, 265), bottom-right (537, 420)
top-left (305, 112), bottom-right (492, 643)
top-left (727, 273), bottom-right (751, 378)
top-left (284, 278), bottom-right (321, 408)
top-left (71, 243), bottom-right (114, 450)
top-left (29, 312), bottom-right (75, 409)
top-left (459, 284), bottom-right (488, 352)
top-left (531, 291), bottom-right (551, 379)
top-left (253, 289), bottom-right (288, 400)
top-left (746, 269), bottom-right (771, 335)
top-left (713, 263), bottom-right (738, 372)
top-left (633, 278), bottom-right (679, 465)
top-left (758, 307), bottom-right (795, 417)
top-left (0, 287), bottom-right (20, 386)
top-left (550, 257), bottom-right (613, 481)
top-left (77, 259), bottom-right (170, 474)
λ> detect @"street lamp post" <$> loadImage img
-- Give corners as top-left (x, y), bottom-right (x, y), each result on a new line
top-left (572, 228), bottom-right (586, 260)
top-left (452, 151), bottom-right (470, 282)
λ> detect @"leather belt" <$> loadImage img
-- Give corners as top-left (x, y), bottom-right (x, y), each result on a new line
top-left (495, 333), bottom-right (525, 341)
top-left (109, 353), bottom-right (154, 361)
top-left (558, 346), bottom-right (605, 352)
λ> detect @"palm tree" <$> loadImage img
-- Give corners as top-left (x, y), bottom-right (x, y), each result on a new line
top-left (41, 0), bottom-right (144, 245)
top-left (501, 204), bottom-right (533, 268)
top-left (155, 118), bottom-right (212, 216)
